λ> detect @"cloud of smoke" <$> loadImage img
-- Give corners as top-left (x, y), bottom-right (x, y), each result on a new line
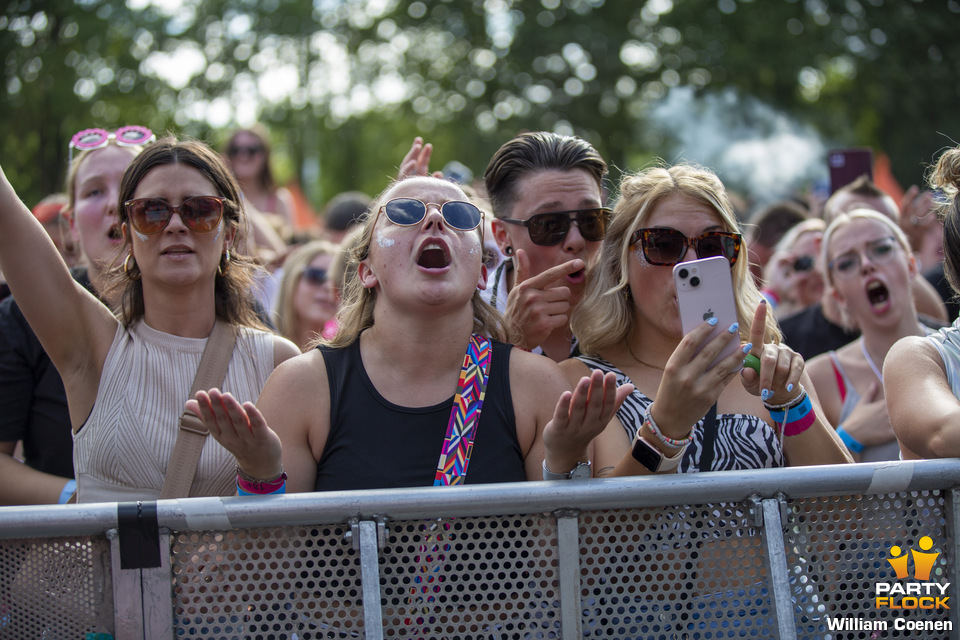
top-left (647, 86), bottom-right (829, 210)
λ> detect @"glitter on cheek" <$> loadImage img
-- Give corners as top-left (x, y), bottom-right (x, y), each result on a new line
top-left (632, 247), bottom-right (653, 269)
top-left (212, 223), bottom-right (222, 243)
top-left (376, 229), bottom-right (395, 248)
top-left (134, 229), bottom-right (149, 243)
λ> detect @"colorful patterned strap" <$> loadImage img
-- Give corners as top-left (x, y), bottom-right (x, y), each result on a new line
top-left (433, 334), bottom-right (493, 486)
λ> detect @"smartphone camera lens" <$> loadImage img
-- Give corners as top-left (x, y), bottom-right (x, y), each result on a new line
top-left (677, 268), bottom-right (689, 279)
top-left (690, 276), bottom-right (700, 287)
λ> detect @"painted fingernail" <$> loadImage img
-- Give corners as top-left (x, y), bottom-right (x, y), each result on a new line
top-left (707, 317), bottom-right (719, 326)
top-left (760, 299), bottom-right (767, 305)
top-left (742, 343), bottom-right (753, 354)
top-left (761, 388), bottom-right (771, 401)
top-left (728, 322), bottom-right (739, 334)
top-left (787, 383), bottom-right (794, 393)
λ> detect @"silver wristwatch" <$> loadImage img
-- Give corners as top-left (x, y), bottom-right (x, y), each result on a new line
top-left (542, 459), bottom-right (592, 480)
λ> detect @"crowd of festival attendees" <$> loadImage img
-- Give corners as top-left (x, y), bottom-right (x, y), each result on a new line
top-left (2, 124), bottom-right (960, 506)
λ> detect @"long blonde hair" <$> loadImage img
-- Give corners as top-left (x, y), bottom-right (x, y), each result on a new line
top-left (324, 176), bottom-right (507, 348)
top-left (572, 163), bottom-right (779, 355)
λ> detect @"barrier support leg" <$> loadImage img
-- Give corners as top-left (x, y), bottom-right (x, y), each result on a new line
top-left (556, 510), bottom-right (582, 640)
top-left (759, 496), bottom-right (798, 640)
top-left (358, 518), bottom-right (385, 640)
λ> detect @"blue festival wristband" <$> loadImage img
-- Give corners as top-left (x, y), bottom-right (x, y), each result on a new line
top-left (767, 394), bottom-right (813, 424)
top-left (836, 425), bottom-right (865, 453)
top-left (58, 479), bottom-right (77, 504)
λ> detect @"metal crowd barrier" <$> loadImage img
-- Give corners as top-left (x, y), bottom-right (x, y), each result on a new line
top-left (1, 460), bottom-right (959, 640)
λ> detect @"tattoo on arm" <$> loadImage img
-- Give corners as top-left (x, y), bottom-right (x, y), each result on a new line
top-left (596, 466), bottom-right (615, 478)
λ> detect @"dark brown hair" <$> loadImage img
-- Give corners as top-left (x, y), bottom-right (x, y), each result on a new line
top-left (483, 131), bottom-right (607, 219)
top-left (104, 136), bottom-right (265, 329)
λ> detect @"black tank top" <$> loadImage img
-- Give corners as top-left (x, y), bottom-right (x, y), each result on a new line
top-left (314, 338), bottom-right (525, 490)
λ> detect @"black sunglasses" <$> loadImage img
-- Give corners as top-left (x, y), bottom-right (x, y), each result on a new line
top-left (500, 207), bottom-right (610, 246)
top-left (124, 196), bottom-right (226, 235)
top-left (302, 267), bottom-right (328, 285)
top-left (381, 197), bottom-right (483, 232)
top-left (228, 144), bottom-right (264, 157)
top-left (630, 228), bottom-right (742, 267)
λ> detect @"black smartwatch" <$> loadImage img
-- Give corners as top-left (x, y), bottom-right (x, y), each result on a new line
top-left (631, 436), bottom-right (686, 473)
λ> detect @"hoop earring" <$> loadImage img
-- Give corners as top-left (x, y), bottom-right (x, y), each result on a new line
top-left (504, 246), bottom-right (514, 256)
top-left (218, 249), bottom-right (230, 276)
top-left (123, 254), bottom-right (141, 281)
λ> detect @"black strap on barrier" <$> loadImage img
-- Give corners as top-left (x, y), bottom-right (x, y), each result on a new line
top-left (117, 501), bottom-right (161, 570)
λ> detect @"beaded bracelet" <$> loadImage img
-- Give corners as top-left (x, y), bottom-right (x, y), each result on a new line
top-left (762, 385), bottom-right (808, 411)
top-left (644, 404), bottom-right (695, 449)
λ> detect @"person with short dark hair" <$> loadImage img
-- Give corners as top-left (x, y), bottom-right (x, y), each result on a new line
top-left (321, 190), bottom-right (371, 244)
top-left (483, 132), bottom-right (609, 362)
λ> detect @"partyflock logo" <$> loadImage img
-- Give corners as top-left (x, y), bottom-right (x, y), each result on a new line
top-left (828, 535), bottom-right (952, 633)
top-left (875, 536), bottom-right (949, 610)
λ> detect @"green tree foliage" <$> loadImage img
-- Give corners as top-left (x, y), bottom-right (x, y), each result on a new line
top-left (2, 0), bottom-right (958, 213)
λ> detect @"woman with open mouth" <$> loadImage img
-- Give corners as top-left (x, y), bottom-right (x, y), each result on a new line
top-left (806, 208), bottom-right (935, 462)
top-left (187, 174), bottom-right (630, 494)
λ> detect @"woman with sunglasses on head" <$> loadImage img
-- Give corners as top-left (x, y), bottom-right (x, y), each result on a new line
top-left (886, 144), bottom-right (960, 459)
top-left (0, 136), bottom-right (300, 502)
top-left (806, 210), bottom-right (933, 462)
top-left (273, 240), bottom-right (341, 351)
top-left (0, 127), bottom-right (152, 505)
top-left (187, 175), bottom-right (630, 495)
top-left (563, 164), bottom-right (851, 478)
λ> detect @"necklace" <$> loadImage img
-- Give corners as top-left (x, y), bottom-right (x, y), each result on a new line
top-left (627, 341), bottom-right (665, 371)
top-left (860, 337), bottom-right (884, 383)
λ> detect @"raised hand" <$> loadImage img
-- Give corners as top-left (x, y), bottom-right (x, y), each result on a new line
top-left (740, 301), bottom-right (803, 405)
top-left (398, 136), bottom-right (444, 180)
top-left (186, 388), bottom-right (283, 480)
top-left (505, 249), bottom-right (582, 350)
top-left (542, 369), bottom-right (633, 474)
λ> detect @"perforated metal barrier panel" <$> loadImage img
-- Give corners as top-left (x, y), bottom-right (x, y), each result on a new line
top-left (1, 462), bottom-right (958, 640)
top-left (785, 490), bottom-right (951, 640)
top-left (0, 536), bottom-right (113, 638)
top-left (580, 504), bottom-right (777, 639)
top-left (171, 524), bottom-right (363, 639)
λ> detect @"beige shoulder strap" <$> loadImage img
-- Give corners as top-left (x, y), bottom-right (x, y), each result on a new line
top-left (159, 320), bottom-right (238, 499)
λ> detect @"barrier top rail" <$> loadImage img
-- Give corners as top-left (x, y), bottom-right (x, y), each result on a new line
top-left (1, 459), bottom-right (958, 540)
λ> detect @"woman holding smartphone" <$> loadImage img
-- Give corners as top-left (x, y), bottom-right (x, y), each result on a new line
top-left (563, 164), bottom-right (851, 476)
top-left (0, 136), bottom-right (299, 502)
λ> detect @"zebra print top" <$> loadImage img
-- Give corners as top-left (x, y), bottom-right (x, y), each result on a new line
top-left (578, 355), bottom-right (785, 472)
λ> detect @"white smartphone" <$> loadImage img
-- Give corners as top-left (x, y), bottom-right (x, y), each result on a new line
top-left (674, 256), bottom-right (741, 370)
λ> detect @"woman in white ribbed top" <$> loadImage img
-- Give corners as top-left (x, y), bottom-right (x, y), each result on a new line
top-left (0, 137), bottom-right (298, 502)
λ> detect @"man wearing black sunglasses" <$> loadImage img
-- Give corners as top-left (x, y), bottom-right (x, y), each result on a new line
top-left (482, 132), bottom-right (608, 362)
